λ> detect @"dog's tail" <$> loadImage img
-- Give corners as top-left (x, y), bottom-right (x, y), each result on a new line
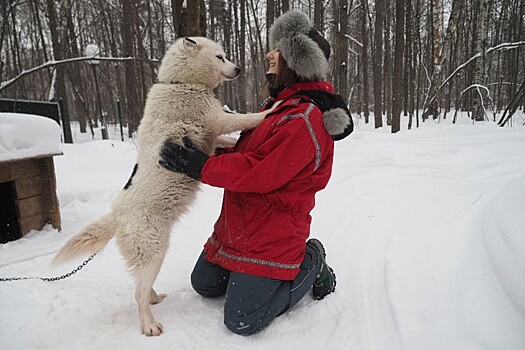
top-left (52, 213), bottom-right (117, 265)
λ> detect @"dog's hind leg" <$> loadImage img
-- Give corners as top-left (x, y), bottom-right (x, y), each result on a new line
top-left (115, 216), bottom-right (170, 336)
top-left (133, 257), bottom-right (166, 336)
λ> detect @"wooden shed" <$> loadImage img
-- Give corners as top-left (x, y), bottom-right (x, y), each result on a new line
top-left (0, 112), bottom-right (63, 244)
top-left (0, 153), bottom-right (62, 243)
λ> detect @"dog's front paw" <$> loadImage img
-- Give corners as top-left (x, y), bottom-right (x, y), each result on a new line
top-left (216, 135), bottom-right (238, 149)
top-left (142, 321), bottom-right (164, 336)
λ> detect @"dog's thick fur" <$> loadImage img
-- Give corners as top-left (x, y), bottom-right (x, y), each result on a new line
top-left (53, 37), bottom-right (272, 336)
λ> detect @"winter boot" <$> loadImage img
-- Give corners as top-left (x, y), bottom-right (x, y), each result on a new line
top-left (306, 238), bottom-right (336, 300)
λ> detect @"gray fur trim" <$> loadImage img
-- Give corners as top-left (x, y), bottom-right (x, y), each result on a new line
top-left (323, 108), bottom-right (351, 136)
top-left (279, 35), bottom-right (329, 80)
top-left (269, 10), bottom-right (328, 80)
top-left (270, 10), bottom-right (312, 48)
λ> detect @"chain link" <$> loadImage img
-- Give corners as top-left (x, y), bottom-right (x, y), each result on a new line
top-left (0, 252), bottom-right (97, 282)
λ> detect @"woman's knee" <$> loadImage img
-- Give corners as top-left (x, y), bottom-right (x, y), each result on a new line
top-left (223, 273), bottom-right (289, 335)
top-left (190, 251), bottom-right (229, 297)
top-left (191, 269), bottom-right (228, 297)
top-left (224, 314), bottom-right (265, 336)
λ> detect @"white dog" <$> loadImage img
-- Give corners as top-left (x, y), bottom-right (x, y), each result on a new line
top-left (53, 37), bottom-right (274, 336)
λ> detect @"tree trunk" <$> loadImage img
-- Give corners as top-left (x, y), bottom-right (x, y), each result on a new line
top-left (46, 0), bottom-right (72, 143)
top-left (361, 0), bottom-right (369, 123)
top-left (171, 0), bottom-right (181, 37)
top-left (182, 0), bottom-right (202, 36)
top-left (266, 0), bottom-right (275, 51)
top-left (10, 4), bottom-right (26, 96)
top-left (384, 0), bottom-right (393, 125)
top-left (120, 0), bottom-right (141, 136)
top-left (281, 0), bottom-right (290, 13)
top-left (424, 0), bottom-right (461, 120)
top-left (333, 1), bottom-right (349, 107)
top-left (134, 2), bottom-right (148, 106)
top-left (406, 0), bottom-right (414, 129)
top-left (64, 0), bottom-right (88, 133)
top-left (314, 0), bottom-right (324, 31)
top-left (171, 0), bottom-right (204, 38)
top-left (238, 0), bottom-right (247, 112)
top-left (414, 0), bottom-right (422, 127)
top-left (422, 0), bottom-right (442, 120)
top-left (391, 0), bottom-right (405, 133)
top-left (471, 0), bottom-right (489, 121)
top-left (0, 2), bottom-right (10, 77)
top-left (373, 0), bottom-right (384, 128)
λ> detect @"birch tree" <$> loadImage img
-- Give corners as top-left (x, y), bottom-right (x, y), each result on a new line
top-left (471, 0), bottom-right (490, 121)
top-left (423, 0), bottom-right (461, 120)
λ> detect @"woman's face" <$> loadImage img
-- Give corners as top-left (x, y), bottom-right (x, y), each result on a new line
top-left (266, 48), bottom-right (280, 74)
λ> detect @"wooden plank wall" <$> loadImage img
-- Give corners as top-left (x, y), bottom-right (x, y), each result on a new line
top-left (0, 157), bottom-right (61, 236)
top-left (40, 158), bottom-right (61, 231)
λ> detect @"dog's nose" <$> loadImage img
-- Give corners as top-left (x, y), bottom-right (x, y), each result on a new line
top-left (235, 66), bottom-right (241, 74)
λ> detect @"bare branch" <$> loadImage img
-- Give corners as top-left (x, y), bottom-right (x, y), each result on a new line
top-left (348, 4), bottom-right (362, 17)
top-left (454, 84), bottom-right (495, 121)
top-left (343, 34), bottom-right (363, 48)
top-left (0, 56), bottom-right (160, 92)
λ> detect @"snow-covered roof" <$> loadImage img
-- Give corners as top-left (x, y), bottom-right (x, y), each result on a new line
top-left (0, 112), bottom-right (62, 162)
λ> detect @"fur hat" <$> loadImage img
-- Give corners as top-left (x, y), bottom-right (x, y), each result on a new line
top-left (269, 10), bottom-right (330, 80)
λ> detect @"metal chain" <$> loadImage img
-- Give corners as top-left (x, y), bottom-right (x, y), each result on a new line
top-left (0, 252), bottom-right (97, 282)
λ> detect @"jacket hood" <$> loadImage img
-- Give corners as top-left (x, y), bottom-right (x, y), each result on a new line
top-left (271, 82), bottom-right (353, 141)
top-left (301, 90), bottom-right (353, 141)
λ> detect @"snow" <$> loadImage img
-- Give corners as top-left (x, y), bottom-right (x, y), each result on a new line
top-left (1, 112), bottom-right (525, 349)
top-left (84, 44), bottom-right (101, 65)
top-left (84, 44), bottom-right (100, 58)
top-left (0, 112), bottom-right (62, 162)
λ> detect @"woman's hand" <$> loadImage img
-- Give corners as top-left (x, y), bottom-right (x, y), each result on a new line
top-left (159, 137), bottom-right (209, 180)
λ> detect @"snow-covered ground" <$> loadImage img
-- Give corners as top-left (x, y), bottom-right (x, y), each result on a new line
top-left (1, 112), bottom-right (525, 350)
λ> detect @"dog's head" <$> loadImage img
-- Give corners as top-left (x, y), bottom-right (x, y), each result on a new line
top-left (157, 37), bottom-right (240, 89)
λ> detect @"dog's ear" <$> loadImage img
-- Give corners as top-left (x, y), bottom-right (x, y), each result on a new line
top-left (183, 37), bottom-right (200, 52)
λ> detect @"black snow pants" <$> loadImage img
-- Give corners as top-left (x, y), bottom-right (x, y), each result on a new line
top-left (190, 247), bottom-right (319, 336)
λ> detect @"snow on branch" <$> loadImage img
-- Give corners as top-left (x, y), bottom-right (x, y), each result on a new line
top-left (343, 34), bottom-right (363, 48)
top-left (459, 84), bottom-right (490, 97)
top-left (0, 56), bottom-right (160, 92)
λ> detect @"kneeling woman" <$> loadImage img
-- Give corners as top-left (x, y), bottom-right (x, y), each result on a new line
top-left (160, 10), bottom-right (352, 335)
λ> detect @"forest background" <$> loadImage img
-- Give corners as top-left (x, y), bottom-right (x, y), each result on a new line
top-left (0, 0), bottom-right (524, 137)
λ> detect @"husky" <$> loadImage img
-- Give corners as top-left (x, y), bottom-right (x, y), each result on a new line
top-left (53, 37), bottom-right (275, 336)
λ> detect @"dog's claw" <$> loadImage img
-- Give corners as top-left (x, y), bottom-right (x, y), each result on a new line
top-left (142, 321), bottom-right (164, 336)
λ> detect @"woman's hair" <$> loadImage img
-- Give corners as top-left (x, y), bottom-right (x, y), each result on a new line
top-left (262, 53), bottom-right (305, 98)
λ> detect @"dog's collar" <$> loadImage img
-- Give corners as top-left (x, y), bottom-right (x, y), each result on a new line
top-left (155, 79), bottom-right (183, 85)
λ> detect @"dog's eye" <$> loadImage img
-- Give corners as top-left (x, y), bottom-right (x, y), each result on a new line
top-left (216, 55), bottom-right (225, 63)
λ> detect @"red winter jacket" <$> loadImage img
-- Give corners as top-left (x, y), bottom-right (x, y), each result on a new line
top-left (200, 81), bottom-right (336, 280)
